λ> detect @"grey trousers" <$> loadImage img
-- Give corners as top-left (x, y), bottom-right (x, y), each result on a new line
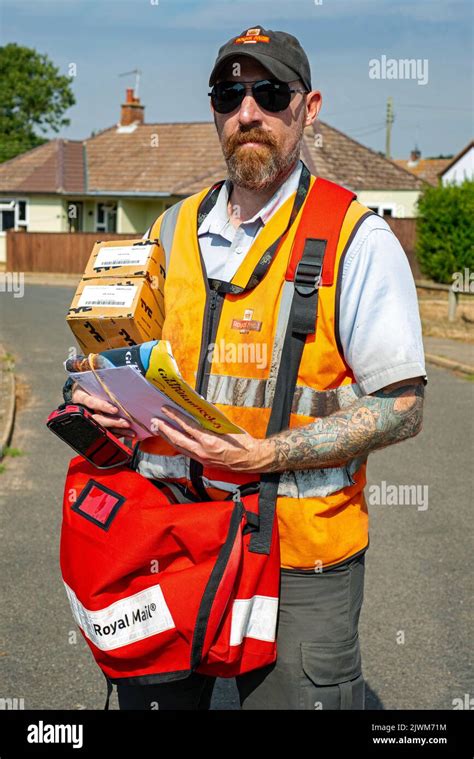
top-left (117, 553), bottom-right (366, 711)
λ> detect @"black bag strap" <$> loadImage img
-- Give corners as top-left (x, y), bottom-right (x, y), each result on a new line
top-left (249, 239), bottom-right (326, 554)
top-left (103, 671), bottom-right (113, 710)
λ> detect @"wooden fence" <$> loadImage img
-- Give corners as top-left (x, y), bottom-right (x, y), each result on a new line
top-left (384, 218), bottom-right (420, 278)
top-left (415, 279), bottom-right (473, 322)
top-left (6, 231), bottom-right (132, 274)
top-left (6, 218), bottom-right (420, 276)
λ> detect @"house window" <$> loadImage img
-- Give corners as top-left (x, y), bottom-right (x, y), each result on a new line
top-left (96, 202), bottom-right (117, 233)
top-left (17, 200), bottom-right (27, 224)
top-left (67, 201), bottom-right (83, 232)
top-left (367, 203), bottom-right (396, 218)
top-left (0, 198), bottom-right (28, 231)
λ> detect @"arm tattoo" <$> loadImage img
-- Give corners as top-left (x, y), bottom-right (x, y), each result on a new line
top-left (267, 382), bottom-right (425, 472)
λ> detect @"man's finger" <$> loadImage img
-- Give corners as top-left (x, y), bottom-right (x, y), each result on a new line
top-left (72, 387), bottom-right (118, 415)
top-left (109, 428), bottom-right (136, 439)
top-left (161, 406), bottom-right (205, 438)
top-left (153, 419), bottom-right (199, 455)
top-left (91, 413), bottom-right (131, 429)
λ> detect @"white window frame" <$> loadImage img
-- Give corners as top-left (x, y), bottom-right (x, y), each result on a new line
top-left (95, 201), bottom-right (117, 233)
top-left (367, 202), bottom-right (397, 218)
top-left (0, 197), bottom-right (28, 233)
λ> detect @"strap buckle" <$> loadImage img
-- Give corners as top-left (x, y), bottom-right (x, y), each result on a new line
top-left (294, 238), bottom-right (326, 295)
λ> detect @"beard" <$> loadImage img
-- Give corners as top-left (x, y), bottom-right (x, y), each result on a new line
top-left (220, 119), bottom-right (305, 191)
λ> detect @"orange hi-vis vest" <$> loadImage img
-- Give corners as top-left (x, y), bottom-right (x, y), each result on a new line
top-left (137, 165), bottom-right (373, 570)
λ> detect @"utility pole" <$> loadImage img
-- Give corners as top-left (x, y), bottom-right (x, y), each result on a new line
top-left (385, 97), bottom-right (394, 159)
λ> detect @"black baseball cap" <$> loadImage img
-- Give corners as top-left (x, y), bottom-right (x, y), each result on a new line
top-left (209, 25), bottom-right (312, 91)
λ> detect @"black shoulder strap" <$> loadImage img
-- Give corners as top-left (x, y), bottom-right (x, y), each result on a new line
top-left (103, 671), bottom-right (113, 710)
top-left (249, 239), bottom-right (326, 554)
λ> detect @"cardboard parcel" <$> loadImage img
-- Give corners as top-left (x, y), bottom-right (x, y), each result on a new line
top-left (67, 239), bottom-right (165, 353)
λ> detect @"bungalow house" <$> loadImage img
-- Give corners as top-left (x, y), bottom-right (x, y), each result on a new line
top-left (439, 140), bottom-right (474, 185)
top-left (394, 148), bottom-right (452, 187)
top-left (0, 88), bottom-right (425, 264)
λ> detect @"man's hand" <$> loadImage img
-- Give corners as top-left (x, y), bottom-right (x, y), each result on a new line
top-left (151, 378), bottom-right (424, 474)
top-left (71, 383), bottom-right (135, 438)
top-left (151, 406), bottom-right (272, 473)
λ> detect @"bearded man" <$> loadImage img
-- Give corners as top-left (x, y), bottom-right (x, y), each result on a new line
top-left (64, 26), bottom-right (426, 710)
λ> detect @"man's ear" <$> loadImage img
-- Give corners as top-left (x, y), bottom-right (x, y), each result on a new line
top-left (305, 90), bottom-right (322, 126)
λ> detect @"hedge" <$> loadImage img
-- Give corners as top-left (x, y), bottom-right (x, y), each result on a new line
top-left (416, 179), bottom-right (474, 284)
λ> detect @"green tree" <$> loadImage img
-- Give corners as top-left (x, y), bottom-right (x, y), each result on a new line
top-left (0, 43), bottom-right (75, 163)
top-left (416, 179), bottom-right (474, 284)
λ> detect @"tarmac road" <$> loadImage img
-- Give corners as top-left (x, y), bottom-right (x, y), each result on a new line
top-left (0, 283), bottom-right (472, 710)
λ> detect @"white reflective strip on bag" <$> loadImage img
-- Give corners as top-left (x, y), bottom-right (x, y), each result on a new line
top-left (230, 595), bottom-right (278, 647)
top-left (64, 582), bottom-right (176, 652)
top-left (135, 452), bottom-right (189, 481)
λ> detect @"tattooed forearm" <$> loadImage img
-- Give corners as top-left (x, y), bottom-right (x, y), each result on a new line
top-left (264, 381), bottom-right (425, 472)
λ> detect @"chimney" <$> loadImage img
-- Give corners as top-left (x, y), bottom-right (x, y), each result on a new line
top-left (120, 88), bottom-right (145, 126)
top-left (408, 146), bottom-right (421, 166)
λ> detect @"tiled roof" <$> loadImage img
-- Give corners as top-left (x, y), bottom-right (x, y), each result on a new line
top-left (0, 120), bottom-right (425, 195)
top-left (85, 123), bottom-right (228, 194)
top-left (0, 139), bottom-right (84, 193)
top-left (304, 122), bottom-right (425, 190)
top-left (393, 157), bottom-right (451, 186)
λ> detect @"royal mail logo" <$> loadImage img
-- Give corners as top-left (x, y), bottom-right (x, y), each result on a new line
top-left (234, 28), bottom-right (270, 44)
top-left (64, 582), bottom-right (176, 651)
top-left (93, 602), bottom-right (157, 639)
top-left (231, 308), bottom-right (262, 333)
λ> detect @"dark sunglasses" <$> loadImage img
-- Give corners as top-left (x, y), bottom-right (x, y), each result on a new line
top-left (209, 79), bottom-right (308, 114)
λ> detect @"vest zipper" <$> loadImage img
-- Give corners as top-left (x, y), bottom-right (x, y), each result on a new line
top-left (189, 286), bottom-right (223, 499)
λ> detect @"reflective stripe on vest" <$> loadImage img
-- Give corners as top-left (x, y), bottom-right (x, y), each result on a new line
top-left (159, 199), bottom-right (185, 271)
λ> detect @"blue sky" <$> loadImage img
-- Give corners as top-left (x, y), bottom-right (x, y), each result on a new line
top-left (1, 0), bottom-right (472, 159)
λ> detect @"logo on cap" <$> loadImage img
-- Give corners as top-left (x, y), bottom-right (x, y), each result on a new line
top-left (234, 28), bottom-right (270, 45)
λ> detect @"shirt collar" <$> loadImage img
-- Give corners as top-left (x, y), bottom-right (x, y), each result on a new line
top-left (198, 159), bottom-right (303, 237)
